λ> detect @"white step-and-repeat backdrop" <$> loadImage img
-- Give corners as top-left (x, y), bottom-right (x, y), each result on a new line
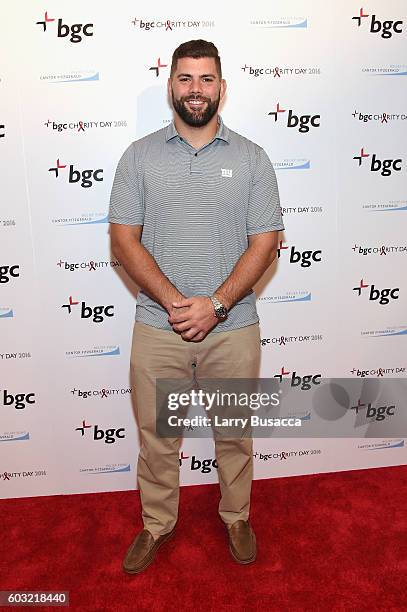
top-left (1, 1), bottom-right (406, 498)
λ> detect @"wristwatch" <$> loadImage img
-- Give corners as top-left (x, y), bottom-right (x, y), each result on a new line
top-left (209, 295), bottom-right (228, 321)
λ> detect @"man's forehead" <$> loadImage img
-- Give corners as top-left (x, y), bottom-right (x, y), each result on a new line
top-left (174, 56), bottom-right (218, 74)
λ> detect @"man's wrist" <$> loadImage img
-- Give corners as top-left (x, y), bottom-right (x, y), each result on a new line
top-left (213, 292), bottom-right (231, 311)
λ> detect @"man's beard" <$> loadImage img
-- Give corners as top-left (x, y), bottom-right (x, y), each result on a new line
top-left (172, 92), bottom-right (220, 127)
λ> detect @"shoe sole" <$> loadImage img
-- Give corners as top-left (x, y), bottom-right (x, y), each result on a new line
top-left (229, 532), bottom-right (257, 565)
top-left (123, 528), bottom-right (175, 575)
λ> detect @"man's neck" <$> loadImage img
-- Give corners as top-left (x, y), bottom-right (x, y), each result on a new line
top-left (173, 114), bottom-right (219, 150)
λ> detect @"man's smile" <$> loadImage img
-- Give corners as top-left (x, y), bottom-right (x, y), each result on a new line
top-left (186, 98), bottom-right (207, 110)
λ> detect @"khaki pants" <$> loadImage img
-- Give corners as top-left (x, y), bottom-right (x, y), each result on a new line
top-left (130, 321), bottom-right (261, 539)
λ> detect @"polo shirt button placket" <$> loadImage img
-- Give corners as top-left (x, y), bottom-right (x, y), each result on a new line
top-left (190, 150), bottom-right (201, 174)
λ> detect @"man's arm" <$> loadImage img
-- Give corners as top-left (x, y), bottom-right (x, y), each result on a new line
top-left (110, 223), bottom-right (184, 313)
top-left (169, 230), bottom-right (280, 341)
top-left (214, 231), bottom-right (279, 310)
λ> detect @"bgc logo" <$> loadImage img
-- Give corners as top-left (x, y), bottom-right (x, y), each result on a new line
top-left (352, 9), bottom-right (403, 39)
top-left (1, 389), bottom-right (36, 410)
top-left (353, 147), bottom-right (402, 176)
top-left (36, 12), bottom-right (94, 43)
top-left (274, 366), bottom-right (321, 391)
top-left (48, 159), bottom-right (103, 188)
top-left (277, 241), bottom-right (322, 267)
top-left (62, 296), bottom-right (114, 323)
top-left (353, 279), bottom-right (400, 305)
top-left (179, 452), bottom-right (218, 474)
top-left (268, 102), bottom-right (320, 133)
top-left (75, 420), bottom-right (125, 444)
top-left (351, 400), bottom-right (396, 422)
top-left (0, 265), bottom-right (20, 284)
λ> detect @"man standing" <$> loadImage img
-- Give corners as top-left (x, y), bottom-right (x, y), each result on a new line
top-left (109, 40), bottom-right (284, 574)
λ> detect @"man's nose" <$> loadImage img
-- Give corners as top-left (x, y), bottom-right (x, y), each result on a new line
top-left (189, 78), bottom-right (203, 93)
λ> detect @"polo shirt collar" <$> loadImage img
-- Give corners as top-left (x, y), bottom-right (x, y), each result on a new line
top-left (165, 115), bottom-right (230, 143)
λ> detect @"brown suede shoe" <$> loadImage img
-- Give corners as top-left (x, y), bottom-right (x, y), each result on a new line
top-left (123, 527), bottom-right (175, 574)
top-left (227, 520), bottom-right (256, 564)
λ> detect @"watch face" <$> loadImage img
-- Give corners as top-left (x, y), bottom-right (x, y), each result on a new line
top-left (216, 306), bottom-right (228, 320)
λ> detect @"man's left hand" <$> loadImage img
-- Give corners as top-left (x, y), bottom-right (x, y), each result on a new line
top-left (168, 296), bottom-right (218, 342)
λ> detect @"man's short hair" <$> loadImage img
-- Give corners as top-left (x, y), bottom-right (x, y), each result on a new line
top-left (170, 39), bottom-right (222, 79)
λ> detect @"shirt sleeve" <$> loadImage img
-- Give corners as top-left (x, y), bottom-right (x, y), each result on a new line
top-left (108, 143), bottom-right (144, 225)
top-left (247, 146), bottom-right (284, 235)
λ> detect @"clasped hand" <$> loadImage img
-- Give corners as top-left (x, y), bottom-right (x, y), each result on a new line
top-left (168, 296), bottom-right (218, 342)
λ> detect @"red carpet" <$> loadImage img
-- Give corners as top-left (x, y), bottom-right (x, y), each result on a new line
top-left (1, 466), bottom-right (406, 611)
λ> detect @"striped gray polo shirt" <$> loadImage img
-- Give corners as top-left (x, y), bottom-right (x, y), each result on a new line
top-left (109, 116), bottom-right (284, 332)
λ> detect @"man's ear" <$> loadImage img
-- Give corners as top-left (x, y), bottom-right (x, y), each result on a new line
top-left (220, 78), bottom-right (227, 102)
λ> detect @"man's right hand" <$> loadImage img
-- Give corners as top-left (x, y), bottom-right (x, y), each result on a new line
top-left (167, 303), bottom-right (190, 334)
